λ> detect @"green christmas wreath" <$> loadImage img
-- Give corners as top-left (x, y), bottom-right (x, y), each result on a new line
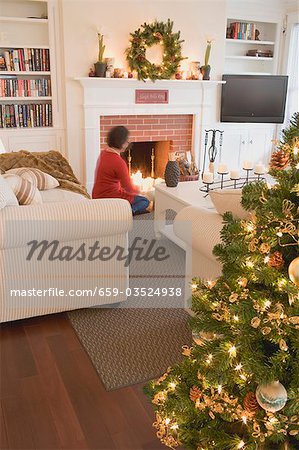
top-left (126, 19), bottom-right (185, 81)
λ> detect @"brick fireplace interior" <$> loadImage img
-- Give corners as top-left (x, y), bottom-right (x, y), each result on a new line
top-left (100, 114), bottom-right (193, 179)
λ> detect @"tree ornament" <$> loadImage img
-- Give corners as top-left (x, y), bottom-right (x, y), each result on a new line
top-left (190, 386), bottom-right (201, 402)
top-left (268, 251), bottom-right (284, 269)
top-left (288, 257), bottom-right (299, 287)
top-left (244, 392), bottom-right (259, 415)
top-left (192, 330), bottom-right (218, 345)
top-left (126, 19), bottom-right (185, 81)
top-left (256, 381), bottom-right (287, 412)
top-left (270, 149), bottom-right (290, 170)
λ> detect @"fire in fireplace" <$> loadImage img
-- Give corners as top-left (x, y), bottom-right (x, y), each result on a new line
top-left (122, 140), bottom-right (170, 192)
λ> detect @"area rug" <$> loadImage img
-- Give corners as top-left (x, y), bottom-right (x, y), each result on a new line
top-left (68, 307), bottom-right (192, 390)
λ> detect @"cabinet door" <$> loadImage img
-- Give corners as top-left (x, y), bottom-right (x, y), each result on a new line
top-left (245, 128), bottom-right (274, 166)
top-left (7, 133), bottom-right (59, 153)
top-left (220, 128), bottom-right (246, 169)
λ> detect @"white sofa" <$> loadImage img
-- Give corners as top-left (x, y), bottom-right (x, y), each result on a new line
top-left (173, 205), bottom-right (223, 281)
top-left (0, 189), bottom-right (132, 322)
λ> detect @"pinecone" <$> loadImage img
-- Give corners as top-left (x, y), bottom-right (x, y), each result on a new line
top-left (270, 150), bottom-right (289, 170)
top-left (189, 386), bottom-right (201, 402)
top-left (268, 251), bottom-right (284, 269)
top-left (244, 392), bottom-right (259, 415)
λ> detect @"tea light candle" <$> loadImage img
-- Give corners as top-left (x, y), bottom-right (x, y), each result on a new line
top-left (203, 172), bottom-right (214, 184)
top-left (218, 163), bottom-right (228, 174)
top-left (254, 162), bottom-right (265, 175)
top-left (230, 170), bottom-right (240, 180)
top-left (243, 160), bottom-right (253, 170)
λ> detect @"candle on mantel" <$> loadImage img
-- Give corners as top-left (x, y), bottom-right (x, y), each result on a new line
top-left (218, 163), bottom-right (228, 174)
top-left (230, 170), bottom-right (240, 180)
top-left (243, 160), bottom-right (253, 170)
top-left (254, 162), bottom-right (265, 175)
top-left (203, 172), bottom-right (214, 184)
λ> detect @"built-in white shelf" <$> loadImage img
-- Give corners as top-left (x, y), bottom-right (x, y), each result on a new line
top-left (226, 39), bottom-right (275, 45)
top-left (0, 16), bottom-right (48, 24)
top-left (0, 44), bottom-right (50, 49)
top-left (226, 56), bottom-right (273, 61)
top-left (0, 97), bottom-right (52, 101)
top-left (0, 71), bottom-right (51, 75)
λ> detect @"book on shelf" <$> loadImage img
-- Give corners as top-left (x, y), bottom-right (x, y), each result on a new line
top-left (227, 21), bottom-right (256, 40)
top-left (0, 48), bottom-right (50, 72)
top-left (0, 103), bottom-right (52, 128)
top-left (0, 77), bottom-right (51, 97)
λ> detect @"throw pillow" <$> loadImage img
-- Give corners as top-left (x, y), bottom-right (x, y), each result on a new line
top-left (0, 174), bottom-right (19, 209)
top-left (3, 174), bottom-right (42, 205)
top-left (5, 167), bottom-right (59, 190)
top-left (209, 189), bottom-right (250, 219)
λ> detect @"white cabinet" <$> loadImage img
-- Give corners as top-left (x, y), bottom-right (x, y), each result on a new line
top-left (221, 126), bottom-right (274, 169)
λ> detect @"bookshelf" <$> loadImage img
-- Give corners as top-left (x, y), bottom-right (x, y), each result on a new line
top-left (224, 18), bottom-right (279, 75)
top-left (0, 0), bottom-right (64, 153)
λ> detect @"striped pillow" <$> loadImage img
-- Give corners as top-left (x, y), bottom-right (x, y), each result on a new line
top-left (3, 174), bottom-right (42, 205)
top-left (5, 168), bottom-right (59, 190)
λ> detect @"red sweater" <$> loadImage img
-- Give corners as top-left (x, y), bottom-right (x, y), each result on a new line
top-left (92, 149), bottom-right (138, 203)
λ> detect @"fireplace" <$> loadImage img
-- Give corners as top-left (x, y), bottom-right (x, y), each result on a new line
top-left (123, 140), bottom-right (170, 179)
top-left (75, 77), bottom-right (225, 191)
top-left (100, 114), bottom-right (193, 187)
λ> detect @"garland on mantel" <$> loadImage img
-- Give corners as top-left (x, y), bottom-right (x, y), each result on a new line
top-left (126, 19), bottom-right (186, 82)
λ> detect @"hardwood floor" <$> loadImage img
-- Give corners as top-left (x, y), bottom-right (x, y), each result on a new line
top-left (0, 313), bottom-right (166, 450)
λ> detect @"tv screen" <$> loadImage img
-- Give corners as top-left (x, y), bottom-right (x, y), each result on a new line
top-left (221, 75), bottom-right (288, 123)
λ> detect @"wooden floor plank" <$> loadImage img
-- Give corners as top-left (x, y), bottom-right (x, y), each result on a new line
top-left (0, 313), bottom-right (166, 450)
top-left (1, 394), bottom-right (36, 449)
top-left (24, 323), bottom-right (88, 450)
top-left (47, 334), bottom-right (116, 450)
top-left (21, 375), bottom-right (61, 449)
top-left (0, 401), bottom-right (9, 450)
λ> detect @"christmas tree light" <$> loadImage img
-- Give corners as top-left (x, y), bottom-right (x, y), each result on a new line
top-left (145, 113), bottom-right (299, 449)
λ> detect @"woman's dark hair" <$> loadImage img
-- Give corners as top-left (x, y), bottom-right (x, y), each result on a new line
top-left (107, 126), bottom-right (129, 149)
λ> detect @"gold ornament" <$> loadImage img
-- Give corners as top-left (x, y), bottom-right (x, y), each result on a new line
top-left (262, 327), bottom-right (271, 335)
top-left (260, 243), bottom-right (271, 254)
top-left (251, 317), bottom-right (261, 328)
top-left (270, 149), bottom-right (289, 170)
top-left (288, 257), bottom-right (299, 287)
top-left (279, 339), bottom-right (288, 351)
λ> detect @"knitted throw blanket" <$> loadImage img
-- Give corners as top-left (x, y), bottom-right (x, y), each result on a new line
top-left (0, 150), bottom-right (90, 198)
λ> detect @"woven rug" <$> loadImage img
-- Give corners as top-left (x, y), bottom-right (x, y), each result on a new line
top-left (68, 307), bottom-right (192, 390)
top-left (68, 212), bottom-right (192, 390)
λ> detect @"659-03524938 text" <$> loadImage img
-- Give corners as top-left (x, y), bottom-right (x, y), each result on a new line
top-left (9, 287), bottom-right (183, 298)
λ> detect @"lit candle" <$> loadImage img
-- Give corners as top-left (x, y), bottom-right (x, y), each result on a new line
top-left (203, 172), bottom-right (214, 184)
top-left (230, 170), bottom-right (240, 180)
top-left (254, 162), bottom-right (265, 175)
top-left (243, 160), bottom-right (253, 170)
top-left (218, 163), bottom-right (228, 174)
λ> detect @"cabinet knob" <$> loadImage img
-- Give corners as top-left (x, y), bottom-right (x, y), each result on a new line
top-left (241, 140), bottom-right (246, 145)
top-left (249, 139), bottom-right (253, 144)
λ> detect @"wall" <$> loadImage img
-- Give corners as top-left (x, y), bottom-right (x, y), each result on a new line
top-left (60, 0), bottom-right (227, 182)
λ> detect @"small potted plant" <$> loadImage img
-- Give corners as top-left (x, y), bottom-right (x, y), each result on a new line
top-left (200, 40), bottom-right (212, 80)
top-left (94, 33), bottom-right (106, 77)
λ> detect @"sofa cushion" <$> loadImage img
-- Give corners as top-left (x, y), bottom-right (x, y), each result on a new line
top-left (209, 189), bottom-right (250, 219)
top-left (40, 188), bottom-right (89, 203)
top-left (5, 167), bottom-right (59, 190)
top-left (3, 174), bottom-right (42, 205)
top-left (0, 175), bottom-right (19, 209)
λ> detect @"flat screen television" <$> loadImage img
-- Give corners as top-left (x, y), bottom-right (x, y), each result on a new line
top-left (221, 75), bottom-right (288, 123)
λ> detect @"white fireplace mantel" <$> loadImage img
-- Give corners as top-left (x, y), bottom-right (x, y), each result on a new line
top-left (75, 77), bottom-right (225, 192)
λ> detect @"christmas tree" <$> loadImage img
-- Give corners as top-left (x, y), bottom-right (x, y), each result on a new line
top-left (145, 114), bottom-right (299, 450)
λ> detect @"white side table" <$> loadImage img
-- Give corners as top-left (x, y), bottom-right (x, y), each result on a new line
top-left (154, 181), bottom-right (213, 247)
